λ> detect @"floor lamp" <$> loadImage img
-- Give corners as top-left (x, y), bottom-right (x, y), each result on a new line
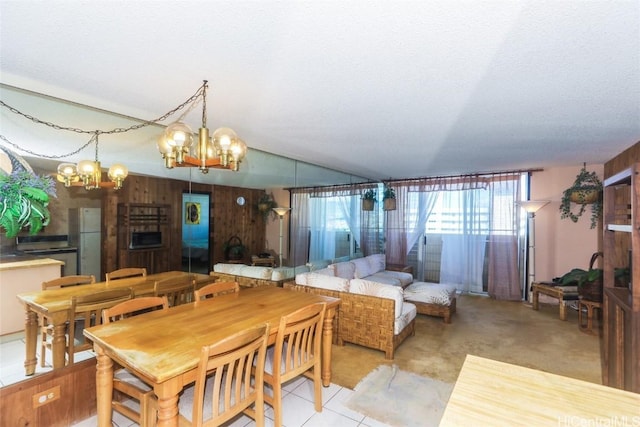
top-left (272, 207), bottom-right (291, 267)
top-left (518, 200), bottom-right (549, 302)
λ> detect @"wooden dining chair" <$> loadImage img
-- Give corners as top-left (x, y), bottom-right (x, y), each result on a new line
top-left (102, 296), bottom-right (169, 427)
top-left (178, 323), bottom-right (270, 427)
top-left (194, 281), bottom-right (240, 300)
top-left (40, 275), bottom-right (96, 367)
top-left (67, 288), bottom-right (134, 364)
top-left (106, 267), bottom-right (147, 283)
top-left (263, 302), bottom-right (326, 427)
top-left (153, 275), bottom-right (194, 307)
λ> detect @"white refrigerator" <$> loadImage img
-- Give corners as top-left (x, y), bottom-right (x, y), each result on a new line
top-left (69, 207), bottom-right (102, 280)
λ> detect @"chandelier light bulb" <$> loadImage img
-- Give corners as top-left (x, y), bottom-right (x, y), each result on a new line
top-left (164, 122), bottom-right (194, 148)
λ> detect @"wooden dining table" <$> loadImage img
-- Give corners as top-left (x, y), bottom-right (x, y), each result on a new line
top-left (15, 270), bottom-right (211, 375)
top-left (440, 354), bottom-right (640, 426)
top-left (84, 286), bottom-right (340, 427)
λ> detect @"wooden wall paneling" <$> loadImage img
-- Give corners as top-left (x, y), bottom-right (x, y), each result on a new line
top-left (604, 140), bottom-right (640, 178)
top-left (0, 359), bottom-right (96, 426)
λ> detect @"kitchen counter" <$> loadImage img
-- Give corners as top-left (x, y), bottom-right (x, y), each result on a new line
top-left (0, 257), bottom-right (62, 336)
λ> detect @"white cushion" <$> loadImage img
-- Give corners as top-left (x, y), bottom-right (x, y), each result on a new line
top-left (239, 266), bottom-right (273, 280)
top-left (394, 302), bottom-right (417, 335)
top-left (271, 265), bottom-right (309, 281)
top-left (404, 282), bottom-right (457, 306)
top-left (306, 259), bottom-right (332, 271)
top-left (367, 254), bottom-right (386, 273)
top-left (369, 270), bottom-right (413, 287)
top-left (212, 263), bottom-right (245, 275)
top-left (363, 272), bottom-right (402, 287)
top-left (331, 261), bottom-right (356, 280)
top-left (351, 257), bottom-right (374, 278)
top-left (306, 273), bottom-right (350, 292)
top-left (350, 279), bottom-right (404, 318)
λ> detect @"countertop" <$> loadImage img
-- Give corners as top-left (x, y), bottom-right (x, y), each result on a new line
top-left (0, 256), bottom-right (64, 271)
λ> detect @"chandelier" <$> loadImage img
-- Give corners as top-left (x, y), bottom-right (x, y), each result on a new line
top-left (56, 133), bottom-right (128, 190)
top-left (157, 80), bottom-right (247, 173)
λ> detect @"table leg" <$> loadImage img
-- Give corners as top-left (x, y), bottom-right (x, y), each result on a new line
top-left (321, 306), bottom-right (336, 387)
top-left (559, 301), bottom-right (567, 321)
top-left (155, 382), bottom-right (181, 427)
top-left (51, 322), bottom-right (67, 368)
top-left (24, 309), bottom-right (38, 375)
top-left (532, 288), bottom-right (539, 311)
top-left (95, 348), bottom-right (113, 427)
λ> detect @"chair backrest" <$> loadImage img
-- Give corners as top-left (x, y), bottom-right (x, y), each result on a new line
top-left (68, 288), bottom-right (133, 362)
top-left (194, 281), bottom-right (240, 300)
top-left (106, 267), bottom-right (147, 283)
top-left (42, 275), bottom-right (96, 290)
top-left (272, 302), bottom-right (326, 382)
top-left (153, 275), bottom-right (194, 307)
top-left (188, 323), bottom-right (269, 426)
top-left (102, 296), bottom-right (169, 324)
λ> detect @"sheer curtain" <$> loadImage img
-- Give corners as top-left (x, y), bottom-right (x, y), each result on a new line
top-left (385, 184), bottom-right (438, 266)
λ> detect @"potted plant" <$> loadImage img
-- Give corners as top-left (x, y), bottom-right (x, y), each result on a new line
top-left (382, 185), bottom-right (396, 211)
top-left (256, 193), bottom-right (277, 221)
top-left (0, 170), bottom-right (56, 238)
top-left (559, 252), bottom-right (603, 302)
top-left (362, 189), bottom-right (377, 211)
top-left (559, 165), bottom-right (603, 229)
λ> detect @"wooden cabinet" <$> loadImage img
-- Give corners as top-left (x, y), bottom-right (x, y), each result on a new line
top-left (602, 164), bottom-right (640, 393)
top-left (117, 203), bottom-right (171, 274)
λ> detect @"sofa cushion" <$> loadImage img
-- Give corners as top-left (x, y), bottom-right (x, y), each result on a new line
top-left (367, 254), bottom-right (386, 273)
top-left (305, 273), bottom-right (350, 292)
top-left (306, 259), bottom-right (332, 271)
top-left (331, 261), bottom-right (356, 280)
top-left (238, 266), bottom-right (273, 280)
top-left (213, 263), bottom-right (246, 275)
top-left (352, 257), bottom-right (375, 279)
top-left (368, 271), bottom-right (413, 287)
top-left (404, 282), bottom-right (457, 306)
top-left (395, 302), bottom-right (417, 335)
top-left (350, 279), bottom-right (404, 318)
top-left (364, 272), bottom-right (402, 287)
top-left (271, 265), bottom-right (310, 281)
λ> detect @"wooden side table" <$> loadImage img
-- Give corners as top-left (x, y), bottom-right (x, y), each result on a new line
top-left (578, 297), bottom-right (602, 335)
top-left (531, 282), bottom-right (579, 320)
top-left (251, 255), bottom-right (275, 267)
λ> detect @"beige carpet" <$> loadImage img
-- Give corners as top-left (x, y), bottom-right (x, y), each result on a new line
top-left (345, 364), bottom-right (453, 427)
top-left (331, 294), bottom-right (602, 390)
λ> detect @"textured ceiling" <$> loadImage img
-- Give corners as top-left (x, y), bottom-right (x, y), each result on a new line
top-left (0, 1), bottom-right (639, 188)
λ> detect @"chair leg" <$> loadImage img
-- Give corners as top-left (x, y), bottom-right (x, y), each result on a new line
top-left (313, 366), bottom-right (322, 412)
top-left (271, 381), bottom-right (283, 427)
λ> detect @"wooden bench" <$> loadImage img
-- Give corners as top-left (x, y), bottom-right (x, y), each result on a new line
top-left (531, 282), bottom-right (579, 320)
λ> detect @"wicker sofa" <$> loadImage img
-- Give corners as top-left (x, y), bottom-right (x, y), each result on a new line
top-left (285, 270), bottom-right (417, 359)
top-left (211, 263), bottom-right (311, 288)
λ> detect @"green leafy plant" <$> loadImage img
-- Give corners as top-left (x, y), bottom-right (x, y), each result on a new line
top-left (362, 189), bottom-right (377, 201)
top-left (256, 192), bottom-right (278, 221)
top-left (0, 170), bottom-right (56, 238)
top-left (559, 166), bottom-right (603, 229)
top-left (382, 185), bottom-right (395, 201)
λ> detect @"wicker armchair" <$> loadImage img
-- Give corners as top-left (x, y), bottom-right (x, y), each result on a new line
top-left (283, 282), bottom-right (415, 359)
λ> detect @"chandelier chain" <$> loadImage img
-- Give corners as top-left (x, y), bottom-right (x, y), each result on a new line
top-left (0, 81), bottom-right (207, 159)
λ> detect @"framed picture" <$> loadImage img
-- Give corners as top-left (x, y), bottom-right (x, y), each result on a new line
top-left (185, 202), bottom-right (201, 225)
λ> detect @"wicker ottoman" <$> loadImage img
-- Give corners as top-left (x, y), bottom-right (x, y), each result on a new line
top-left (404, 282), bottom-right (457, 323)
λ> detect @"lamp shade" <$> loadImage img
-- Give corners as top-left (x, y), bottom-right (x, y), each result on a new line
top-left (272, 207), bottom-right (291, 217)
top-left (518, 200), bottom-right (550, 214)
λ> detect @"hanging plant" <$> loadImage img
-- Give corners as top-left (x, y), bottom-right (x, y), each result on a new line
top-left (256, 192), bottom-right (278, 221)
top-left (0, 170), bottom-right (56, 238)
top-left (382, 185), bottom-right (396, 211)
top-left (362, 189), bottom-right (377, 211)
top-left (559, 165), bottom-right (602, 229)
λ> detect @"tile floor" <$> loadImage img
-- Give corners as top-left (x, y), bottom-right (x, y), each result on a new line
top-left (0, 335), bottom-right (389, 427)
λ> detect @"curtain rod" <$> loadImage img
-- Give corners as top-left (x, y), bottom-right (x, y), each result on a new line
top-left (285, 168), bottom-right (543, 191)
